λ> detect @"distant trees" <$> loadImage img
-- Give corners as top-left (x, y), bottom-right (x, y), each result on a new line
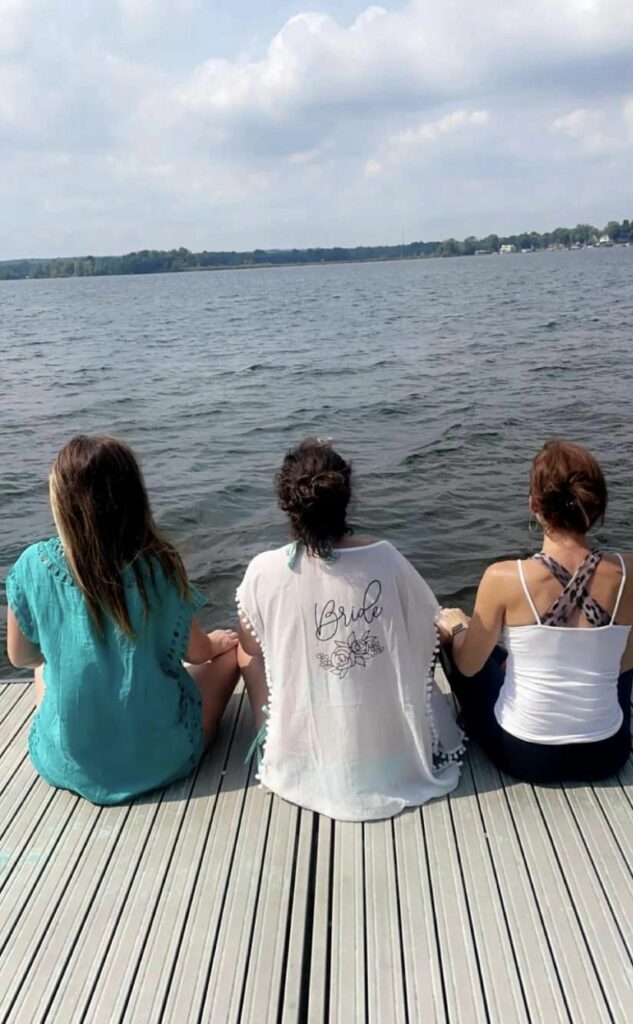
top-left (437, 238), bottom-right (460, 257)
top-left (0, 218), bottom-right (631, 281)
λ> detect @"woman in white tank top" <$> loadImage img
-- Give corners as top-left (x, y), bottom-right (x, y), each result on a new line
top-left (437, 439), bottom-right (633, 783)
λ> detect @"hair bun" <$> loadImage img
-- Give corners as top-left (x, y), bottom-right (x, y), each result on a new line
top-left (311, 470), bottom-right (345, 497)
top-left (276, 440), bottom-right (352, 558)
top-left (542, 487), bottom-right (576, 517)
top-left (530, 439), bottom-right (607, 533)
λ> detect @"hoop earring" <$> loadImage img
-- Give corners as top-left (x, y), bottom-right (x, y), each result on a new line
top-left (528, 514), bottom-right (539, 534)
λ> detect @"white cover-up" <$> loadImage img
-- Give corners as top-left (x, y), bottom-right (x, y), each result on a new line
top-left (236, 540), bottom-right (464, 822)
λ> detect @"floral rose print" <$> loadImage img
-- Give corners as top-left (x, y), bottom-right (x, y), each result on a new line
top-left (317, 630), bottom-right (384, 678)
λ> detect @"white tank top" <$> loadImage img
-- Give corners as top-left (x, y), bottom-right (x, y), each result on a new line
top-left (494, 555), bottom-right (630, 744)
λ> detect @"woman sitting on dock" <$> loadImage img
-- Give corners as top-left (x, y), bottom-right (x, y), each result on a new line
top-left (236, 438), bottom-right (464, 821)
top-left (438, 439), bottom-right (632, 783)
top-left (6, 435), bottom-right (239, 804)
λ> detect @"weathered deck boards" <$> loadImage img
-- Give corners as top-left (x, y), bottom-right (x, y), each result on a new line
top-left (0, 679), bottom-right (632, 1023)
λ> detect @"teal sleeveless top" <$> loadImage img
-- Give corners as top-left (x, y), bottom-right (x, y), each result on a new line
top-left (5, 538), bottom-right (205, 805)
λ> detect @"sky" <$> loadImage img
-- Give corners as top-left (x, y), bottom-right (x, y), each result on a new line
top-left (1, 0), bottom-right (632, 259)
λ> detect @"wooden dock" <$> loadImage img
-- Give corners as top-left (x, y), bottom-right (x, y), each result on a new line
top-left (0, 677), bottom-right (632, 1023)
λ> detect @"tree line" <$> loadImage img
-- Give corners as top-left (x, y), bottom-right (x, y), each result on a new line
top-left (0, 219), bottom-right (631, 281)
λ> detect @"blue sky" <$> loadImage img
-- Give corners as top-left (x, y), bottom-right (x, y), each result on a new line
top-left (1, 0), bottom-right (632, 258)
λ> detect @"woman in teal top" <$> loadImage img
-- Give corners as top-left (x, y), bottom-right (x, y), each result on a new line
top-left (6, 435), bottom-right (239, 805)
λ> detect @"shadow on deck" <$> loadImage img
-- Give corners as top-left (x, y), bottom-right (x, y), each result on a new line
top-left (0, 679), bottom-right (632, 1022)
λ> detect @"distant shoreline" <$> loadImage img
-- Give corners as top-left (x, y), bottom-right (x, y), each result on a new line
top-left (0, 217), bottom-right (630, 281)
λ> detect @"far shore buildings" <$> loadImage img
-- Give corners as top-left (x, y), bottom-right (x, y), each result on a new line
top-left (499, 243), bottom-right (517, 254)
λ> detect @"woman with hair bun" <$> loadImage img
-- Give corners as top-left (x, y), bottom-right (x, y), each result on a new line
top-left (438, 439), bottom-right (633, 783)
top-left (236, 439), bottom-right (463, 822)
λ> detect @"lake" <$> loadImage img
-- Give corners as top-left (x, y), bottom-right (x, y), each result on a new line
top-left (1, 247), bottom-right (632, 675)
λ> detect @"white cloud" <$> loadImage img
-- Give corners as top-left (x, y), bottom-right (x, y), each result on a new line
top-left (364, 109), bottom-right (490, 176)
top-left (118, 0), bottom-right (200, 18)
top-left (396, 110), bottom-right (489, 147)
top-left (550, 106), bottom-right (626, 153)
top-left (1, 1), bottom-right (633, 257)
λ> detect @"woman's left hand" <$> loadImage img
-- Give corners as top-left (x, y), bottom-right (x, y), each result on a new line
top-left (208, 629), bottom-right (239, 658)
top-left (436, 608), bottom-right (470, 644)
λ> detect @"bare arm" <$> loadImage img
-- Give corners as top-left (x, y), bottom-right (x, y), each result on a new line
top-left (237, 620), bottom-right (267, 731)
top-left (186, 619), bottom-right (238, 664)
top-left (619, 554), bottom-right (633, 672)
top-left (6, 609), bottom-right (44, 670)
top-left (440, 565), bottom-right (506, 677)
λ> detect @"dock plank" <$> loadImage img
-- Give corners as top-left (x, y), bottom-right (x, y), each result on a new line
top-left (0, 687), bottom-right (33, 757)
top-left (364, 818), bottom-right (408, 1023)
top-left (306, 815), bottom-right (332, 1023)
top-left (422, 794), bottom-right (488, 1022)
top-left (279, 810), bottom-right (314, 1024)
top-left (6, 801), bottom-right (132, 1024)
top-left (502, 775), bottom-right (613, 1022)
top-left (534, 783), bottom-right (633, 1020)
top-left (0, 682), bottom-right (30, 725)
top-left (0, 773), bottom-right (59, 891)
top-left (591, 777), bottom-right (633, 871)
top-left (0, 796), bottom-right (100, 1020)
top-left (448, 760), bottom-right (529, 1022)
top-left (0, 726), bottom-right (38, 824)
top-left (329, 820), bottom-right (365, 1023)
top-left (393, 809), bottom-right (447, 1023)
top-left (82, 773), bottom-right (199, 1023)
top-left (117, 693), bottom-right (244, 1023)
top-left (197, 768), bottom-right (273, 1022)
top-left (468, 745), bottom-right (571, 1023)
top-left (563, 781), bottom-right (633, 936)
top-left (158, 698), bottom-right (255, 1022)
top-left (46, 797), bottom-right (163, 1023)
top-left (237, 796), bottom-right (300, 1024)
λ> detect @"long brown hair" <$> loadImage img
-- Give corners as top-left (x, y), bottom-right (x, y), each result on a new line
top-left (276, 439), bottom-right (352, 558)
top-left (50, 435), bottom-right (190, 637)
top-left (530, 439), bottom-right (607, 533)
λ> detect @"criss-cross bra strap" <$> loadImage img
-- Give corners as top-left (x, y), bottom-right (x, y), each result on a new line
top-left (532, 549), bottom-right (610, 627)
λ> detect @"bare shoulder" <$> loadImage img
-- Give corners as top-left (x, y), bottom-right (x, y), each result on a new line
top-left (480, 559), bottom-right (518, 584)
top-left (602, 552), bottom-right (633, 574)
top-left (475, 560), bottom-right (518, 605)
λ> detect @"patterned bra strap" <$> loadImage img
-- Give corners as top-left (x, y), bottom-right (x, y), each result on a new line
top-left (533, 549), bottom-right (611, 627)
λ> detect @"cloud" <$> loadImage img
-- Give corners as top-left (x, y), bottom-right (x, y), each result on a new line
top-left (1, 1), bottom-right (633, 257)
top-left (550, 105), bottom-right (628, 153)
top-left (395, 110), bottom-right (489, 147)
top-left (164, 0), bottom-right (633, 133)
top-left (365, 109), bottom-right (490, 176)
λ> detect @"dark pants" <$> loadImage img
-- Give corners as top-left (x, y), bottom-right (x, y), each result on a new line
top-left (443, 647), bottom-right (632, 784)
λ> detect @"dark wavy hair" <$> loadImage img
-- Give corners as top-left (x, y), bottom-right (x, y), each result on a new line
top-left (276, 439), bottom-right (352, 558)
top-left (530, 439), bottom-right (607, 533)
top-left (50, 435), bottom-right (190, 637)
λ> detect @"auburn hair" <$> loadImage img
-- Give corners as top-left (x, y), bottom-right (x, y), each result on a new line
top-left (49, 435), bottom-right (190, 637)
top-left (530, 439), bottom-right (607, 533)
top-left (276, 439), bottom-right (352, 558)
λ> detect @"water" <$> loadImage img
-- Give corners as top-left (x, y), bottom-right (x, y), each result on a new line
top-left (2, 248), bottom-right (632, 676)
